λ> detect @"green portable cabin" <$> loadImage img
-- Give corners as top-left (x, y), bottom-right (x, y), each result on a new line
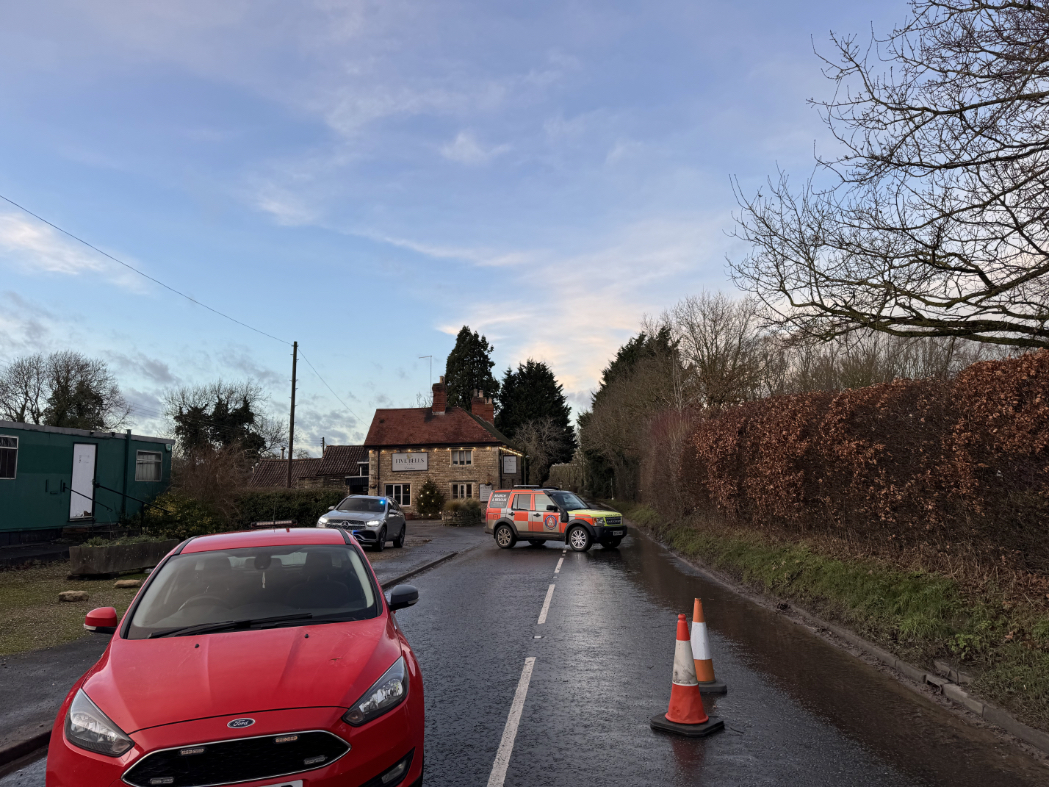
top-left (0, 420), bottom-right (173, 546)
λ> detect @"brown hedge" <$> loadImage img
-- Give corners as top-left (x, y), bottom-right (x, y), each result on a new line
top-left (642, 350), bottom-right (1049, 575)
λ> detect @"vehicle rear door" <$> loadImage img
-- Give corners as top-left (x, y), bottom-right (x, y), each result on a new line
top-left (510, 492), bottom-right (532, 533)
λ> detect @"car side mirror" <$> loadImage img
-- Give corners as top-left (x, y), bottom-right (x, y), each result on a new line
top-left (84, 607), bottom-right (118, 635)
top-left (328, 506), bottom-right (336, 511)
top-left (546, 505), bottom-right (559, 512)
top-left (387, 584), bottom-right (419, 612)
top-left (560, 509), bottom-right (569, 523)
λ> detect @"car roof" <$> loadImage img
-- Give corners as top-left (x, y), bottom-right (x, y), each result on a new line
top-left (181, 527), bottom-right (346, 554)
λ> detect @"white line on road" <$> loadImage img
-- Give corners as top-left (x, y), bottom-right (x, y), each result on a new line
top-left (554, 557), bottom-right (564, 574)
top-left (537, 583), bottom-right (556, 624)
top-left (487, 657), bottom-right (536, 787)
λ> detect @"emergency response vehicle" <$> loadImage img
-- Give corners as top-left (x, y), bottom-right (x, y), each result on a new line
top-left (485, 487), bottom-right (626, 552)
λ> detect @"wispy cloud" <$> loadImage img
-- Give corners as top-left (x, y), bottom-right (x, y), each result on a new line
top-left (440, 131), bottom-right (510, 166)
top-left (0, 212), bottom-right (147, 291)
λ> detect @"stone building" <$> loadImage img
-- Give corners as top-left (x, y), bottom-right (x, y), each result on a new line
top-left (363, 377), bottom-right (524, 510)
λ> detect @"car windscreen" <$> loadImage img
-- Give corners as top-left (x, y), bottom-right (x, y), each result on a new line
top-left (549, 491), bottom-right (588, 510)
top-left (336, 498), bottom-right (386, 513)
top-left (126, 544), bottom-right (378, 639)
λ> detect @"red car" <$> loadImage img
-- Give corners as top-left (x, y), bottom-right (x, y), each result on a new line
top-left (46, 527), bottom-right (424, 787)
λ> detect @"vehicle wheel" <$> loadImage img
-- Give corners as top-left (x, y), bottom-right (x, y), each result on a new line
top-left (527, 539), bottom-right (544, 547)
top-left (393, 526), bottom-right (405, 548)
top-left (567, 526), bottom-right (592, 552)
top-left (374, 527), bottom-right (386, 552)
top-left (495, 524), bottom-right (517, 549)
top-left (602, 537), bottom-right (623, 549)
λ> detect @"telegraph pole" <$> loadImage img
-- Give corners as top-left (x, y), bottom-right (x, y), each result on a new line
top-left (287, 341), bottom-right (298, 488)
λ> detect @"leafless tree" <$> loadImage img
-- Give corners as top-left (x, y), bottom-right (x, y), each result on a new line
top-left (164, 380), bottom-right (286, 458)
top-left (514, 417), bottom-right (569, 485)
top-left (0, 351), bottom-right (130, 429)
top-left (733, 1), bottom-right (1049, 349)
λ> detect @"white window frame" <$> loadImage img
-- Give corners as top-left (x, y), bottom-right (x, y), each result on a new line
top-left (384, 483), bottom-right (411, 506)
top-left (451, 482), bottom-right (474, 499)
top-left (451, 449), bottom-right (473, 466)
top-left (135, 450), bottom-right (163, 482)
top-left (0, 435), bottom-right (17, 480)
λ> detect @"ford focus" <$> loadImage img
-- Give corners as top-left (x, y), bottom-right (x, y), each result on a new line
top-left (46, 527), bottom-right (424, 787)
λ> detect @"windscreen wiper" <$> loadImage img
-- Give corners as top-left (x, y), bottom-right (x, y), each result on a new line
top-left (149, 613), bottom-right (314, 639)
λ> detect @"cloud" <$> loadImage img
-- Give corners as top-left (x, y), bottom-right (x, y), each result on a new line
top-left (0, 212), bottom-right (147, 290)
top-left (0, 291), bottom-right (62, 359)
top-left (440, 131), bottom-right (510, 166)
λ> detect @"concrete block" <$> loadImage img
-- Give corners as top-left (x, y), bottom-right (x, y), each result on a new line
top-left (113, 579), bottom-right (141, 589)
top-left (925, 673), bottom-right (949, 689)
top-left (983, 704), bottom-right (1049, 754)
top-left (943, 683), bottom-right (984, 716)
top-left (68, 540), bottom-right (179, 577)
top-left (58, 591), bottom-right (88, 602)
top-left (895, 661), bottom-right (927, 684)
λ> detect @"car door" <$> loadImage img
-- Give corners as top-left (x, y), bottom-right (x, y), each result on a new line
top-left (510, 492), bottom-right (531, 533)
top-left (531, 492), bottom-right (559, 535)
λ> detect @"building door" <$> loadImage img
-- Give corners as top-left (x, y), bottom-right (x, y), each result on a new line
top-left (69, 443), bottom-right (97, 520)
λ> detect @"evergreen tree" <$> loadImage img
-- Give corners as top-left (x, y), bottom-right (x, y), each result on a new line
top-left (415, 476), bottom-right (445, 518)
top-left (591, 326), bottom-right (676, 409)
top-left (496, 360), bottom-right (576, 465)
top-left (444, 326), bottom-right (500, 409)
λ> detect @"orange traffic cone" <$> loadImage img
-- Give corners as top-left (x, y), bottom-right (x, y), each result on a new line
top-left (650, 614), bottom-right (724, 737)
top-left (692, 599), bottom-right (727, 695)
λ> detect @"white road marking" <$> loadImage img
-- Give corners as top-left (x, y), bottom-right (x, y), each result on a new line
top-left (487, 657), bottom-right (536, 787)
top-left (537, 583), bottom-right (556, 624)
top-left (554, 557), bottom-right (564, 574)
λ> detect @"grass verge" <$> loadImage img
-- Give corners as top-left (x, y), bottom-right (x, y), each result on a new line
top-left (618, 501), bottom-right (1049, 734)
top-left (0, 563), bottom-right (145, 656)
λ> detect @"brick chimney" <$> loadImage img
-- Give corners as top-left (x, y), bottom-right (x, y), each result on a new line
top-left (432, 376), bottom-right (447, 415)
top-left (471, 390), bottom-right (495, 424)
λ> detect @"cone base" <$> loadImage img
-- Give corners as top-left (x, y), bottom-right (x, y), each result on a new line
top-left (697, 679), bottom-right (727, 695)
top-left (650, 713), bottom-right (725, 738)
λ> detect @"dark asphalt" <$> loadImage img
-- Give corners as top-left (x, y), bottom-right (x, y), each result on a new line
top-left (4, 526), bottom-right (1047, 785)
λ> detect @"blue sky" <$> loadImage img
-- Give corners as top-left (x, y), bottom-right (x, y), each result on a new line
top-left (0, 0), bottom-right (905, 451)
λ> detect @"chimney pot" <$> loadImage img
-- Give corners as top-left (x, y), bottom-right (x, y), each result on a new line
top-left (432, 378), bottom-right (448, 415)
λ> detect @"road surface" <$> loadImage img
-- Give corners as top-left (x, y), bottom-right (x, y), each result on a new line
top-left (4, 526), bottom-right (1046, 785)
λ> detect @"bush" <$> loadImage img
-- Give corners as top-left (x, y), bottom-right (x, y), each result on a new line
top-left (142, 492), bottom-right (228, 541)
top-left (233, 489), bottom-right (345, 529)
top-left (444, 497), bottom-right (483, 526)
top-left (415, 477), bottom-right (446, 518)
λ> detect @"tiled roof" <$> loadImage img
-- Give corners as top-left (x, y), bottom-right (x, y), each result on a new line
top-left (364, 407), bottom-right (512, 448)
top-left (318, 445), bottom-right (368, 476)
top-left (248, 458), bottom-right (321, 488)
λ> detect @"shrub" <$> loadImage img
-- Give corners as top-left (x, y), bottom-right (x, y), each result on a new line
top-left (415, 477), bottom-right (446, 518)
top-left (442, 498), bottom-right (483, 525)
top-left (233, 489), bottom-right (345, 529)
top-left (142, 492), bottom-right (227, 541)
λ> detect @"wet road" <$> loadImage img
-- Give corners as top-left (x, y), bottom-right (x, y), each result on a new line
top-left (5, 528), bottom-right (1046, 786)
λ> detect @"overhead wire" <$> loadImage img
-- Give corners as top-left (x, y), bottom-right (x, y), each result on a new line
top-left (0, 193), bottom-right (363, 425)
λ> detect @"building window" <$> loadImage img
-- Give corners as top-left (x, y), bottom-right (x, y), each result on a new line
top-left (357, 462), bottom-right (369, 476)
top-left (0, 436), bottom-right (17, 480)
top-left (451, 449), bottom-right (472, 466)
top-left (451, 483), bottom-right (474, 499)
top-left (385, 483), bottom-right (411, 506)
top-left (135, 451), bottom-right (162, 482)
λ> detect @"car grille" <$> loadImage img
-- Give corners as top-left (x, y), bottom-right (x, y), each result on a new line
top-left (605, 516), bottom-right (622, 526)
top-left (122, 730), bottom-right (350, 787)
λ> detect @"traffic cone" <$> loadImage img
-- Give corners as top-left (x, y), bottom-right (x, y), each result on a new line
top-left (650, 614), bottom-right (724, 737)
top-left (692, 599), bottom-right (727, 695)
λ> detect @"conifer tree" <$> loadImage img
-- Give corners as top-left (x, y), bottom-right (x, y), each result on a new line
top-left (444, 326), bottom-right (500, 409)
top-left (496, 360), bottom-right (576, 466)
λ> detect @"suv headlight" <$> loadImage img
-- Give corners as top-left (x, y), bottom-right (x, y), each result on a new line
top-left (366, 519), bottom-right (382, 527)
top-left (593, 516), bottom-right (605, 526)
top-left (317, 517), bottom-right (330, 527)
top-left (65, 689), bottom-right (133, 757)
top-left (342, 657), bottom-right (408, 726)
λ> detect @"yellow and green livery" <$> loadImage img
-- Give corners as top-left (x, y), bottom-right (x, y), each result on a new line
top-left (484, 487), bottom-right (626, 552)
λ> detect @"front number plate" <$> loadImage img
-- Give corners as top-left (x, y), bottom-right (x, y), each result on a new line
top-left (612, 530), bottom-right (624, 536)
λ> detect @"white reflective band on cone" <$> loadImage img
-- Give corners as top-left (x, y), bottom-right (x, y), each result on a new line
top-left (690, 621), bottom-right (711, 661)
top-left (672, 639), bottom-right (699, 686)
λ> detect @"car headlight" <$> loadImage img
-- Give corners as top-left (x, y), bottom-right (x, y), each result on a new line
top-left (342, 657), bottom-right (408, 726)
top-left (366, 519), bottom-right (382, 527)
top-left (593, 517), bottom-right (605, 526)
top-left (65, 689), bottom-right (133, 757)
top-left (317, 517), bottom-right (330, 527)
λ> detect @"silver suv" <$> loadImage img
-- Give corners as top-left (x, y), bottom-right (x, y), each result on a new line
top-left (316, 495), bottom-right (407, 552)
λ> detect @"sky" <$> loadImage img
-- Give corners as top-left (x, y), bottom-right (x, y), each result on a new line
top-left (0, 0), bottom-right (907, 452)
